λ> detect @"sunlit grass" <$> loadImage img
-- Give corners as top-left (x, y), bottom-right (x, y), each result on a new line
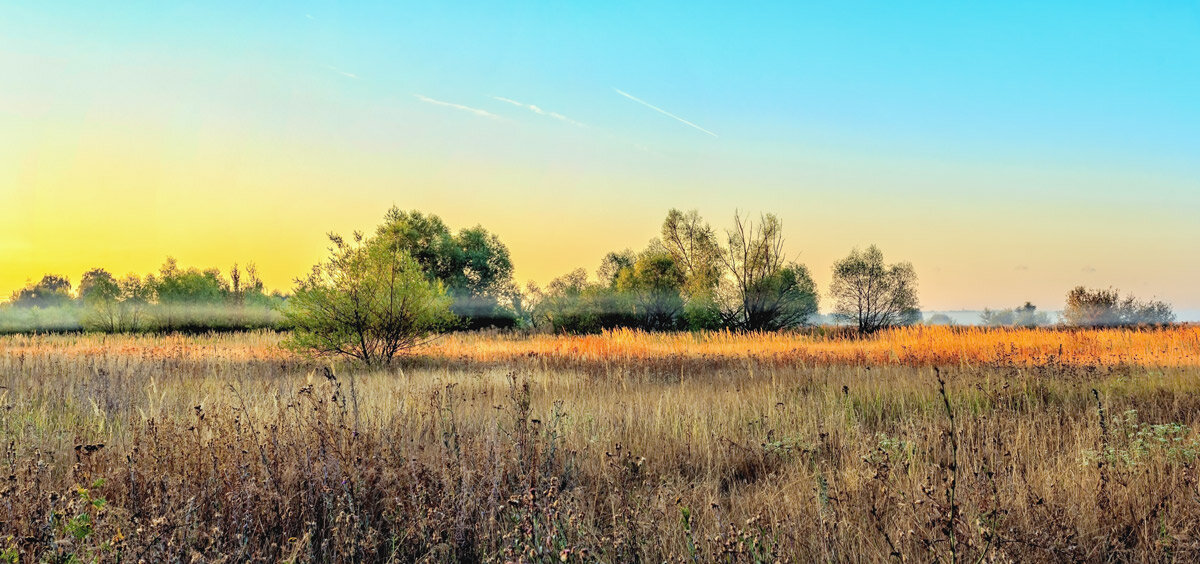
top-left (6, 325), bottom-right (1199, 368)
top-left (1, 327), bottom-right (1198, 561)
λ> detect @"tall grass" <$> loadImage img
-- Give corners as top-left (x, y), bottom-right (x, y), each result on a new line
top-left (2, 328), bottom-right (1199, 561)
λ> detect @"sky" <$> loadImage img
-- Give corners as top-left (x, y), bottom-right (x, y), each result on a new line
top-left (2, 1), bottom-right (1198, 312)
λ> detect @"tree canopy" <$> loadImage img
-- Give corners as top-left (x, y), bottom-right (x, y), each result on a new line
top-left (829, 245), bottom-right (920, 333)
top-left (284, 231), bottom-right (454, 365)
top-left (375, 207), bottom-right (516, 328)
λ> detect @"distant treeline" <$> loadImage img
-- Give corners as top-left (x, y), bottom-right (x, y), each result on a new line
top-left (2, 207), bottom-right (1178, 335)
top-left (1, 260), bottom-right (287, 334)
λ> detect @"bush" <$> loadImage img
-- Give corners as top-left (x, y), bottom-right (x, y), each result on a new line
top-left (1062, 287), bottom-right (1174, 327)
top-left (284, 231), bottom-right (454, 365)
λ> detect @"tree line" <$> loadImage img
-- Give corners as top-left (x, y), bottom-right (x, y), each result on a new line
top-left (3, 206), bottom-right (1178, 344)
top-left (282, 207), bottom-right (924, 364)
top-left (522, 210), bottom-right (920, 334)
top-left (2, 259), bottom-right (285, 333)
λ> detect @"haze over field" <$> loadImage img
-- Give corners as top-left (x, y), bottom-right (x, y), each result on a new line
top-left (3, 2), bottom-right (1198, 311)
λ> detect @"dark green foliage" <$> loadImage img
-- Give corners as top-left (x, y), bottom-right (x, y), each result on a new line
top-left (376, 207), bottom-right (517, 329)
top-left (615, 250), bottom-right (687, 330)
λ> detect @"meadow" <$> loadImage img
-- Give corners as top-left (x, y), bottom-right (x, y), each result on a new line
top-left (3, 326), bottom-right (1200, 562)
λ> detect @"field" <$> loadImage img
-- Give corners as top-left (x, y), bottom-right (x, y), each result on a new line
top-left (3, 326), bottom-right (1200, 562)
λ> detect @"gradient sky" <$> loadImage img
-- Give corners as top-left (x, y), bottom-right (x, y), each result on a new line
top-left (3, 1), bottom-right (1198, 312)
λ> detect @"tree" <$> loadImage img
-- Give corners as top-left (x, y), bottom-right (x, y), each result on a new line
top-left (532, 268), bottom-right (600, 333)
top-left (78, 269), bottom-right (117, 303)
top-left (375, 207), bottom-right (516, 328)
top-left (152, 258), bottom-right (229, 304)
top-left (718, 212), bottom-right (818, 331)
top-left (659, 209), bottom-right (722, 291)
top-left (926, 313), bottom-right (956, 326)
top-left (146, 258), bottom-right (231, 331)
top-left (1062, 287), bottom-right (1174, 327)
top-left (615, 250), bottom-right (687, 330)
top-left (659, 209), bottom-right (723, 329)
top-left (80, 269), bottom-right (121, 331)
top-left (980, 302), bottom-right (1049, 328)
top-left (285, 231), bottom-right (454, 366)
top-left (830, 245), bottom-right (920, 333)
top-left (82, 273), bottom-right (149, 332)
top-left (11, 275), bottom-right (73, 308)
top-left (597, 250), bottom-right (636, 288)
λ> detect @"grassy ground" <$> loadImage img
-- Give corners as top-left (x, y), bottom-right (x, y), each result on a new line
top-left (2, 328), bottom-right (1199, 562)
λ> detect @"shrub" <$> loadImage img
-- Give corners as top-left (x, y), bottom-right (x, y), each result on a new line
top-left (1062, 287), bottom-right (1174, 327)
top-left (284, 231), bottom-right (454, 365)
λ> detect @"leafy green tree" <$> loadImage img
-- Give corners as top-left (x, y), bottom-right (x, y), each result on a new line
top-left (376, 207), bottom-right (516, 328)
top-left (659, 209), bottom-right (723, 329)
top-left (11, 275), bottom-right (73, 309)
top-left (146, 258), bottom-right (231, 331)
top-left (80, 269), bottom-right (121, 331)
top-left (284, 231), bottom-right (454, 366)
top-left (78, 269), bottom-right (118, 303)
top-left (597, 250), bottom-right (636, 288)
top-left (830, 245), bottom-right (920, 333)
top-left (659, 209), bottom-right (722, 291)
top-left (151, 258), bottom-right (228, 304)
top-left (615, 251), bottom-right (687, 330)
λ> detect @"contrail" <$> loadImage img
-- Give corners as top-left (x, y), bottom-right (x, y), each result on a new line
top-left (325, 65), bottom-right (359, 79)
top-left (492, 96), bottom-right (586, 127)
top-left (613, 88), bottom-right (717, 138)
top-left (414, 94), bottom-right (502, 120)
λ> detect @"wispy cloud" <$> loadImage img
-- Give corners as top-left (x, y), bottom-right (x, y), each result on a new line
top-left (325, 65), bottom-right (359, 79)
top-left (305, 13), bottom-right (316, 20)
top-left (414, 94), bottom-right (502, 120)
top-left (491, 96), bottom-right (586, 127)
top-left (613, 88), bottom-right (718, 138)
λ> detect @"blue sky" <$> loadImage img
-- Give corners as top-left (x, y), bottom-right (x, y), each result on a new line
top-left (2, 1), bottom-right (1198, 310)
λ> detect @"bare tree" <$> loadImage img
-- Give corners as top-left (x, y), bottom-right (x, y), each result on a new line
top-left (830, 245), bottom-right (920, 333)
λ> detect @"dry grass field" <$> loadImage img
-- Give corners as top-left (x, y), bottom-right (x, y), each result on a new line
top-left (3, 326), bottom-right (1200, 562)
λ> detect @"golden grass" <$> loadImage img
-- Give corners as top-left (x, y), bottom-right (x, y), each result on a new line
top-left (2, 327), bottom-right (1200, 561)
top-left (421, 325), bottom-right (1200, 368)
top-left (6, 325), bottom-right (1198, 368)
